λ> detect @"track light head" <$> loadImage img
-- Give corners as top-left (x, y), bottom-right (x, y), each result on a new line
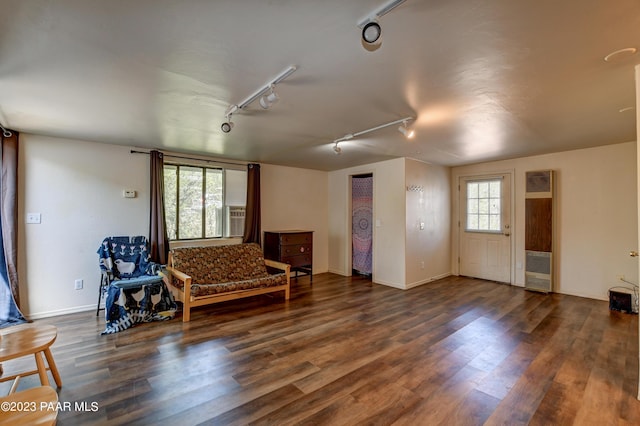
top-left (399, 121), bottom-right (415, 139)
top-left (333, 142), bottom-right (342, 155)
top-left (221, 114), bottom-right (234, 133)
top-left (362, 21), bottom-right (381, 44)
top-left (221, 121), bottom-right (233, 133)
top-left (259, 85), bottom-right (279, 109)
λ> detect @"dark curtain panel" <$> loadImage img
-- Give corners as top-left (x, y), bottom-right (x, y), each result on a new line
top-left (149, 150), bottom-right (169, 264)
top-left (0, 130), bottom-right (27, 326)
top-left (242, 163), bottom-right (261, 245)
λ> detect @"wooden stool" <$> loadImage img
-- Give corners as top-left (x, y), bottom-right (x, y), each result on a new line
top-left (0, 324), bottom-right (62, 388)
top-left (0, 386), bottom-right (58, 425)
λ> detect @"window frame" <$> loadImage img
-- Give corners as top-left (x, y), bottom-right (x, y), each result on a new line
top-left (464, 178), bottom-right (503, 234)
top-left (164, 162), bottom-right (245, 241)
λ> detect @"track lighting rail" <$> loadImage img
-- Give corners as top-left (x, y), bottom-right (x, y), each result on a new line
top-left (334, 116), bottom-right (414, 143)
top-left (221, 65), bottom-right (297, 133)
top-left (332, 116), bottom-right (415, 154)
top-left (357, 0), bottom-right (407, 28)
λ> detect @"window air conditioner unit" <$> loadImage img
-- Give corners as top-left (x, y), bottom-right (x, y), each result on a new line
top-left (225, 206), bottom-right (246, 237)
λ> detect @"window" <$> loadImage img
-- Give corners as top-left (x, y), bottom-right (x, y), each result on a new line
top-left (163, 164), bottom-right (246, 240)
top-left (466, 179), bottom-right (501, 232)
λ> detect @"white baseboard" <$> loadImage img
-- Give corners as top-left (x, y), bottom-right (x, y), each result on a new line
top-left (26, 304), bottom-right (97, 320)
top-left (406, 272), bottom-right (452, 289)
top-left (374, 279), bottom-right (406, 290)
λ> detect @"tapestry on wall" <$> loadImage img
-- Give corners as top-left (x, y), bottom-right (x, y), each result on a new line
top-left (352, 176), bottom-right (373, 275)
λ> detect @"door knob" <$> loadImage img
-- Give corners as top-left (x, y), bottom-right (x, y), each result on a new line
top-left (630, 250), bottom-right (639, 257)
top-left (504, 232), bottom-right (510, 237)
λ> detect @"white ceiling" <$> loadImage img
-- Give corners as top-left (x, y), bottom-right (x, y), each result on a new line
top-left (1, 0), bottom-right (639, 171)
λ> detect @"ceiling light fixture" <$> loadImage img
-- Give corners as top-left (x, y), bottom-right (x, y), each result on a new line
top-left (221, 118), bottom-right (234, 133)
top-left (333, 142), bottom-right (343, 155)
top-left (362, 21), bottom-right (381, 44)
top-left (332, 116), bottom-right (414, 153)
top-left (221, 105), bottom-right (238, 133)
top-left (357, 0), bottom-right (408, 47)
top-left (221, 65), bottom-right (297, 132)
top-left (398, 120), bottom-right (415, 139)
top-left (259, 85), bottom-right (279, 109)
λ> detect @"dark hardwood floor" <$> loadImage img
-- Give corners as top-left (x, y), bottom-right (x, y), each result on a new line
top-left (2, 273), bottom-right (639, 425)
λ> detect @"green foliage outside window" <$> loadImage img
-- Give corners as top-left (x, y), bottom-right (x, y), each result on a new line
top-left (164, 165), bottom-right (224, 240)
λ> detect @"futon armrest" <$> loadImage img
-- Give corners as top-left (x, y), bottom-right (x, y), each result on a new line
top-left (166, 266), bottom-right (191, 284)
top-left (264, 259), bottom-right (291, 274)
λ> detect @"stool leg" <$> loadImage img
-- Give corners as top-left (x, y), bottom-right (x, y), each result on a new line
top-left (34, 352), bottom-right (50, 386)
top-left (44, 348), bottom-right (62, 388)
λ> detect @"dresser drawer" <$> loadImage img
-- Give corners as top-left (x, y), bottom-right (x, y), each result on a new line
top-left (280, 233), bottom-right (312, 245)
top-left (282, 253), bottom-right (312, 268)
top-left (281, 244), bottom-right (312, 257)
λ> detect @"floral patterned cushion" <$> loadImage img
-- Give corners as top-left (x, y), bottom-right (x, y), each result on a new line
top-left (170, 243), bottom-right (285, 297)
top-left (171, 273), bottom-right (287, 297)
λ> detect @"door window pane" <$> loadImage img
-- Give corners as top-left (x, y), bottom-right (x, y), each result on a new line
top-left (466, 179), bottom-right (502, 232)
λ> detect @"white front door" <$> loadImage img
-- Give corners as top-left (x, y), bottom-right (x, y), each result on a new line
top-left (459, 174), bottom-right (512, 283)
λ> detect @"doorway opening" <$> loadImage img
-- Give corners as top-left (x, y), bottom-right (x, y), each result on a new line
top-left (352, 173), bottom-right (373, 279)
top-left (458, 173), bottom-right (513, 284)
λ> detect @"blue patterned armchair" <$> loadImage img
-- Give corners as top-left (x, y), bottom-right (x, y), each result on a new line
top-left (96, 236), bottom-right (164, 315)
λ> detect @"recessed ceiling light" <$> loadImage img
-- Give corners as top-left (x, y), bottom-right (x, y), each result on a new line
top-left (604, 47), bottom-right (637, 62)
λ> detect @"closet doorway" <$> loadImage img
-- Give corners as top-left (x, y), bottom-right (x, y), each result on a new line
top-left (351, 173), bottom-right (373, 278)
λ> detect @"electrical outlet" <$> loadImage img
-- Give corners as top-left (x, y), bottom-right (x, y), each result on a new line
top-left (74, 279), bottom-right (83, 290)
top-left (26, 213), bottom-right (41, 224)
top-left (420, 261), bottom-right (425, 270)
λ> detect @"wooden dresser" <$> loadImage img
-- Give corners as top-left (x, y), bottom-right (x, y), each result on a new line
top-left (264, 230), bottom-right (313, 281)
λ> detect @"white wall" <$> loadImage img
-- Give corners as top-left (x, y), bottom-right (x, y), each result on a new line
top-left (405, 158), bottom-right (451, 288)
top-left (19, 135), bottom-right (150, 318)
top-left (328, 157), bottom-right (451, 289)
top-left (328, 158), bottom-right (407, 287)
top-left (452, 141), bottom-right (638, 301)
top-left (261, 164), bottom-right (329, 274)
top-left (18, 135), bottom-right (331, 318)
